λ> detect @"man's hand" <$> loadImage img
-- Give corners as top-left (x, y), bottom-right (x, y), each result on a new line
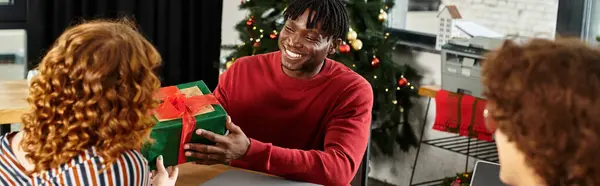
top-left (184, 116), bottom-right (251, 165)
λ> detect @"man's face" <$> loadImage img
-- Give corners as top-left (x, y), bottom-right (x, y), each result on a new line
top-left (278, 9), bottom-right (337, 73)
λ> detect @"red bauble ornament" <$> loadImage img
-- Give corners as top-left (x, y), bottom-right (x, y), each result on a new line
top-left (253, 41), bottom-right (261, 47)
top-left (339, 44), bottom-right (351, 53)
top-left (398, 77), bottom-right (408, 87)
top-left (270, 33), bottom-right (278, 39)
top-left (246, 16), bottom-right (255, 26)
top-left (371, 57), bottom-right (380, 67)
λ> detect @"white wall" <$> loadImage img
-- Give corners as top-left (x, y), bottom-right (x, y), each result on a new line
top-left (444, 0), bottom-right (558, 38)
top-left (220, 0), bottom-right (247, 61)
top-left (394, 0), bottom-right (559, 39)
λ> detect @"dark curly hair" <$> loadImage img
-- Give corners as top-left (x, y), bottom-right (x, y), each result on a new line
top-left (482, 38), bottom-right (600, 185)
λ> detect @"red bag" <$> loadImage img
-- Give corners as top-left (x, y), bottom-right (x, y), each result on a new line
top-left (459, 94), bottom-right (476, 137)
top-left (432, 90), bottom-right (494, 141)
top-left (473, 99), bottom-right (493, 141)
top-left (433, 90), bottom-right (461, 133)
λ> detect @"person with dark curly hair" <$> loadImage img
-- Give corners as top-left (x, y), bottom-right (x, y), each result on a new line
top-left (0, 19), bottom-right (178, 186)
top-left (183, 0), bottom-right (372, 185)
top-left (482, 38), bottom-right (600, 186)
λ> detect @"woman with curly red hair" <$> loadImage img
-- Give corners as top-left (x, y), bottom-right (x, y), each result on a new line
top-left (482, 38), bottom-right (600, 186)
top-left (0, 19), bottom-right (178, 185)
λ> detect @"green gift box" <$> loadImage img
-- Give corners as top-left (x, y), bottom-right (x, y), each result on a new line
top-left (141, 80), bottom-right (227, 170)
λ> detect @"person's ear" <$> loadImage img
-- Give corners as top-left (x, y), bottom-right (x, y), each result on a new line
top-left (329, 38), bottom-right (342, 55)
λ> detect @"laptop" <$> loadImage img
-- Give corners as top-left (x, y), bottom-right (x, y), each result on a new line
top-left (200, 170), bottom-right (322, 186)
top-left (470, 161), bottom-right (507, 186)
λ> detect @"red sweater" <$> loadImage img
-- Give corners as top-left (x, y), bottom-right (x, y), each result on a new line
top-left (214, 51), bottom-right (373, 186)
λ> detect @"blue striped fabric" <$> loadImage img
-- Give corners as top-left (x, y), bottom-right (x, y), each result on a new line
top-left (0, 133), bottom-right (150, 186)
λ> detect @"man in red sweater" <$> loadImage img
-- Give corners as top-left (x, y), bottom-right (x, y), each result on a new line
top-left (183, 0), bottom-right (373, 185)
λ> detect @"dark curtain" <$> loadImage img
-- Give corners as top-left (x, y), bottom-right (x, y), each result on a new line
top-left (26, 0), bottom-right (223, 89)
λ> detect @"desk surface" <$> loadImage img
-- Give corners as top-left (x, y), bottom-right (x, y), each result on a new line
top-left (0, 80), bottom-right (28, 124)
top-left (176, 163), bottom-right (277, 186)
top-left (176, 163), bottom-right (231, 186)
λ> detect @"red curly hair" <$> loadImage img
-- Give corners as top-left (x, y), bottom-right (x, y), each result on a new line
top-left (21, 18), bottom-right (162, 174)
top-left (482, 38), bottom-right (600, 185)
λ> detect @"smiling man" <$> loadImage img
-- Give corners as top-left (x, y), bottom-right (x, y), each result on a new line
top-left (183, 0), bottom-right (373, 185)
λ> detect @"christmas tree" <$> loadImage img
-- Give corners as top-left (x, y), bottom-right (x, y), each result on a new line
top-left (222, 0), bottom-right (422, 157)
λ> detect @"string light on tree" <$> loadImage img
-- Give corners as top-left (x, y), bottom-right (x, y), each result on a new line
top-left (270, 31), bottom-right (278, 39)
top-left (253, 39), bottom-right (261, 47)
top-left (378, 9), bottom-right (388, 22)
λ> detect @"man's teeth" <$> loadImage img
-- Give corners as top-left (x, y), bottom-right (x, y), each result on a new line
top-left (286, 50), bottom-right (303, 58)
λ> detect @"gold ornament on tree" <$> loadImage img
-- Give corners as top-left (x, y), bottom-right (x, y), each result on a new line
top-left (347, 29), bottom-right (357, 41)
top-left (378, 9), bottom-right (388, 22)
top-left (350, 39), bottom-right (363, 50)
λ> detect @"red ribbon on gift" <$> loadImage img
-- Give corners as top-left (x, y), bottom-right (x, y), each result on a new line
top-left (153, 86), bottom-right (219, 164)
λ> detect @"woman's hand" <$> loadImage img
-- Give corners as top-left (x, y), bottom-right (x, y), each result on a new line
top-left (150, 155), bottom-right (179, 186)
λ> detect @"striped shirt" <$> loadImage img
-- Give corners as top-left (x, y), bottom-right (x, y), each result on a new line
top-left (0, 133), bottom-right (150, 186)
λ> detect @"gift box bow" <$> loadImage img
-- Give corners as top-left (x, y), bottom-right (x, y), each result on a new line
top-left (153, 86), bottom-right (220, 164)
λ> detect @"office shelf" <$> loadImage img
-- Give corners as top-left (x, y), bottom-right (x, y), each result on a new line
top-left (422, 135), bottom-right (499, 163)
top-left (411, 179), bottom-right (445, 186)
